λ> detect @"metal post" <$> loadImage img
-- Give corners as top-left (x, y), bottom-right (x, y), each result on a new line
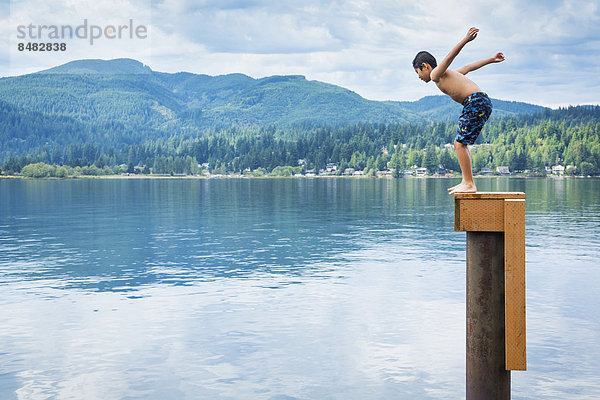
top-left (466, 231), bottom-right (510, 399)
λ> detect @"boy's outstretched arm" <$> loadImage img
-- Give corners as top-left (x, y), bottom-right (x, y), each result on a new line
top-left (456, 52), bottom-right (505, 75)
top-left (430, 27), bottom-right (479, 82)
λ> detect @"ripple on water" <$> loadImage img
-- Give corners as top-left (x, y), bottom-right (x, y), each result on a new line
top-left (1, 178), bottom-right (600, 399)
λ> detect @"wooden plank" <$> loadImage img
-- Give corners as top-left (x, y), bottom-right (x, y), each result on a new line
top-left (454, 192), bottom-right (525, 200)
top-left (455, 198), bottom-right (461, 231)
top-left (504, 199), bottom-right (527, 370)
top-left (457, 199), bottom-right (505, 232)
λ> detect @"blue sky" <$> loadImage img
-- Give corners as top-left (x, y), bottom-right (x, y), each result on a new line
top-left (2, 0), bottom-right (599, 107)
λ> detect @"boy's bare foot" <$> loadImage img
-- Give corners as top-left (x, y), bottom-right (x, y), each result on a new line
top-left (449, 182), bottom-right (477, 194)
top-left (447, 181), bottom-right (464, 192)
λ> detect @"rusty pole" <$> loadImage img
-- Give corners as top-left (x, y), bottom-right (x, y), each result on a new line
top-left (466, 231), bottom-right (510, 399)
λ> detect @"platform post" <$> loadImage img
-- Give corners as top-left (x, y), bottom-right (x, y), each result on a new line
top-left (454, 192), bottom-right (527, 400)
top-left (466, 231), bottom-right (510, 399)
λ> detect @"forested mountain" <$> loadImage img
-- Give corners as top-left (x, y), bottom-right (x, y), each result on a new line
top-left (1, 58), bottom-right (414, 133)
top-left (41, 58), bottom-right (153, 75)
top-left (1, 58), bottom-right (598, 177)
top-left (0, 58), bottom-right (545, 137)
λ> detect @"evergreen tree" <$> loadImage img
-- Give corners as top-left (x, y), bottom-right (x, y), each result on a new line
top-left (423, 147), bottom-right (439, 173)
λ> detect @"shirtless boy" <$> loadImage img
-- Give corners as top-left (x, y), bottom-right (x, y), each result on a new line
top-left (413, 27), bottom-right (504, 194)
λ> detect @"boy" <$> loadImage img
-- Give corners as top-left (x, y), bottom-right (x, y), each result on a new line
top-left (413, 27), bottom-right (504, 194)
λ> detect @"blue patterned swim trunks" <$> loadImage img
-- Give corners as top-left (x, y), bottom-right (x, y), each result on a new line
top-left (455, 92), bottom-right (493, 145)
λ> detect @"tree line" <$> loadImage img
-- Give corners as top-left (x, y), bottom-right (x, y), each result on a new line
top-left (2, 106), bottom-right (599, 177)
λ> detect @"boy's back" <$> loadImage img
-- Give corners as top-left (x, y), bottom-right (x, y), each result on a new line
top-left (432, 69), bottom-right (482, 104)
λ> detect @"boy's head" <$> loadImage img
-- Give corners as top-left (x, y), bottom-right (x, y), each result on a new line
top-left (413, 51), bottom-right (437, 82)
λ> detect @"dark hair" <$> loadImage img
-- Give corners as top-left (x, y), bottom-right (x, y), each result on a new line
top-left (412, 51), bottom-right (437, 69)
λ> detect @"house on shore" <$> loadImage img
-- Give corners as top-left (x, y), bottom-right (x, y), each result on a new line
top-left (552, 165), bottom-right (565, 175)
top-left (496, 166), bottom-right (510, 175)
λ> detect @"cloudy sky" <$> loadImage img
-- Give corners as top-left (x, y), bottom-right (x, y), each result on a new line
top-left (2, 0), bottom-right (599, 107)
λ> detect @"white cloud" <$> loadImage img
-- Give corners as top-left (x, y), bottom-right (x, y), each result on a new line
top-left (2, 0), bottom-right (599, 106)
top-left (0, 2), bottom-right (10, 71)
top-left (5, 0), bottom-right (152, 76)
top-left (145, 0), bottom-right (600, 106)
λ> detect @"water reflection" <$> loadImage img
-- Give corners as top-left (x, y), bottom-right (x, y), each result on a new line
top-left (1, 178), bottom-right (599, 399)
top-left (0, 179), bottom-right (465, 292)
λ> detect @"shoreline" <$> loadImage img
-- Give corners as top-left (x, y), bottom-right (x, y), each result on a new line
top-left (1, 174), bottom-right (593, 180)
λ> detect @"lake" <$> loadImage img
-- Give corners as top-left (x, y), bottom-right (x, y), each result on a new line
top-left (1, 177), bottom-right (599, 399)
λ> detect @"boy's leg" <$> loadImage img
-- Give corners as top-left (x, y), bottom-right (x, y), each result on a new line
top-left (451, 93), bottom-right (492, 194)
top-left (449, 140), bottom-right (476, 194)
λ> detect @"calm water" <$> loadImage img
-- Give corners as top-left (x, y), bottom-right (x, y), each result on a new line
top-left (1, 177), bottom-right (599, 399)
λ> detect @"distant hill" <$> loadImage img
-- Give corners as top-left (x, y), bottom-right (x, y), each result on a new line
top-left (0, 58), bottom-right (548, 130)
top-left (0, 58), bottom-right (557, 162)
top-left (41, 58), bottom-right (153, 75)
top-left (1, 58), bottom-right (419, 129)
